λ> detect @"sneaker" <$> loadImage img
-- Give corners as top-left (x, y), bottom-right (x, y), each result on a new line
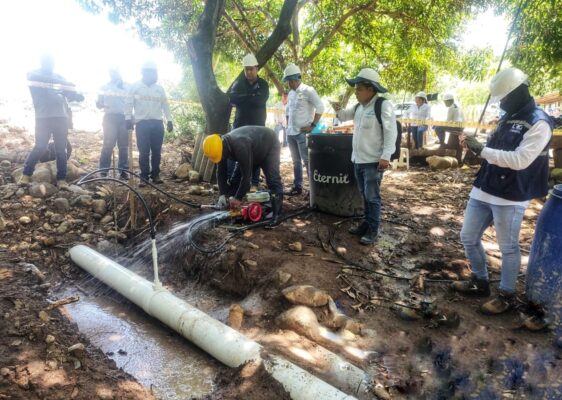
top-left (349, 221), bottom-right (369, 236)
top-left (119, 173), bottom-right (128, 181)
top-left (359, 229), bottom-right (377, 245)
top-left (286, 187), bottom-right (302, 196)
top-left (139, 178), bottom-right (148, 187)
top-left (451, 275), bottom-right (490, 297)
top-left (480, 290), bottom-right (515, 315)
top-left (18, 174), bottom-right (31, 186)
top-left (151, 175), bottom-right (163, 184)
top-left (57, 180), bottom-right (69, 190)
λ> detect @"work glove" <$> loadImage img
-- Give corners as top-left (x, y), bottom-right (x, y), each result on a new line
top-left (167, 121), bottom-right (174, 133)
top-left (464, 135), bottom-right (484, 156)
top-left (126, 119), bottom-right (134, 131)
top-left (229, 196), bottom-right (242, 211)
top-left (216, 195), bottom-right (228, 210)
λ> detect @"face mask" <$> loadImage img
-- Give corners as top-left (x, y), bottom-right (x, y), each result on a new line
top-left (499, 84), bottom-right (532, 115)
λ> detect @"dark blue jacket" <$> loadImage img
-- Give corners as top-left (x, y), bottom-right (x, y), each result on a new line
top-left (474, 99), bottom-right (553, 201)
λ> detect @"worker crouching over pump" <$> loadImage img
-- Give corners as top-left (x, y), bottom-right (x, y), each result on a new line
top-left (203, 126), bottom-right (284, 226)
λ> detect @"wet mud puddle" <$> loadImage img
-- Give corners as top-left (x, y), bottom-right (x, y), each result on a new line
top-left (62, 289), bottom-right (220, 399)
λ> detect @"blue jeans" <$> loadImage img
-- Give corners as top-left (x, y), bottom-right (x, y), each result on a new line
top-left (412, 125), bottom-right (427, 149)
top-left (135, 119), bottom-right (164, 180)
top-left (354, 163), bottom-right (384, 235)
top-left (100, 114), bottom-right (129, 175)
top-left (287, 132), bottom-right (308, 189)
top-left (460, 198), bottom-right (526, 293)
top-left (23, 117), bottom-right (68, 180)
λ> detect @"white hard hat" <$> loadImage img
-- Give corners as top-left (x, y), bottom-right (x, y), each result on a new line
top-left (242, 53), bottom-right (258, 67)
top-left (415, 91), bottom-right (427, 100)
top-left (142, 61), bottom-right (158, 70)
top-left (283, 64), bottom-right (301, 81)
top-left (442, 93), bottom-right (454, 101)
top-left (489, 67), bottom-right (528, 101)
top-left (345, 68), bottom-right (388, 93)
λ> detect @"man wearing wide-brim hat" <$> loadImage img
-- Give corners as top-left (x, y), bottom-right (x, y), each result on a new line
top-left (333, 68), bottom-right (397, 245)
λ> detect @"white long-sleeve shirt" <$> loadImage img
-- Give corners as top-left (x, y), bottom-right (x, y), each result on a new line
top-left (446, 104), bottom-right (462, 122)
top-left (407, 103), bottom-right (431, 126)
top-left (98, 81), bottom-right (129, 115)
top-left (286, 83), bottom-right (324, 136)
top-left (337, 95), bottom-right (397, 163)
top-left (470, 120), bottom-right (552, 207)
top-left (126, 81), bottom-right (172, 122)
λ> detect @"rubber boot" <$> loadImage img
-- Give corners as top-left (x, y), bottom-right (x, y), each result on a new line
top-left (266, 193), bottom-right (283, 228)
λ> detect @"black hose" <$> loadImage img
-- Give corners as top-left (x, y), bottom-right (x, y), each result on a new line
top-left (78, 168), bottom-right (201, 208)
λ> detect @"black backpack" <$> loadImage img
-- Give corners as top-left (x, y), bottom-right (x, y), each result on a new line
top-left (355, 97), bottom-right (402, 160)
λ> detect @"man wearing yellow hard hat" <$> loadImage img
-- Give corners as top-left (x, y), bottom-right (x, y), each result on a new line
top-left (203, 126), bottom-right (284, 226)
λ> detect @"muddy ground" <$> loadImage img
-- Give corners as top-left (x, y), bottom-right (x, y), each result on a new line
top-left (1, 122), bottom-right (561, 399)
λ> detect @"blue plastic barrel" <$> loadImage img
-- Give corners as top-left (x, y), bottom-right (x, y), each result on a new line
top-left (526, 184), bottom-right (562, 337)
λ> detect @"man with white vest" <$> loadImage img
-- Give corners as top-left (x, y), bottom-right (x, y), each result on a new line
top-left (334, 68), bottom-right (397, 245)
top-left (283, 63), bottom-right (324, 196)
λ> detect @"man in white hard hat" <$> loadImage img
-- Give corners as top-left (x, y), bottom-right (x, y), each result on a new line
top-left (283, 63), bottom-right (324, 196)
top-left (227, 53), bottom-right (270, 191)
top-left (333, 68), bottom-right (397, 245)
top-left (126, 61), bottom-right (173, 186)
top-left (454, 67), bottom-right (553, 318)
top-left (406, 91), bottom-right (431, 149)
top-left (96, 68), bottom-right (130, 180)
top-left (434, 93), bottom-right (463, 149)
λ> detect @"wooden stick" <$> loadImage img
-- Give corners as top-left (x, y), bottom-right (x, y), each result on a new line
top-left (128, 130), bottom-right (136, 230)
top-left (45, 295), bottom-right (80, 310)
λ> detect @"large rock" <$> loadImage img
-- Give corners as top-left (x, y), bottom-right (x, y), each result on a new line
top-left (11, 160), bottom-right (86, 185)
top-left (53, 198), bottom-right (70, 211)
top-left (174, 163), bottom-right (192, 179)
top-left (72, 195), bottom-right (93, 207)
top-left (92, 199), bottom-right (107, 215)
top-left (282, 285), bottom-right (331, 307)
top-left (28, 183), bottom-right (57, 198)
top-left (426, 155), bottom-right (459, 170)
top-left (188, 170), bottom-right (200, 183)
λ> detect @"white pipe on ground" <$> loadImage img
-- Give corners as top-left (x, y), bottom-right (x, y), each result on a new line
top-left (70, 245), bottom-right (363, 400)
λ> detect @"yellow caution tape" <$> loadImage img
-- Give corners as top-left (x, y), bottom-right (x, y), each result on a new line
top-left (28, 80), bottom-right (562, 136)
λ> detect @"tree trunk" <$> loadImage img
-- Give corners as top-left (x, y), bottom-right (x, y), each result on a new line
top-left (187, 0), bottom-right (298, 180)
top-left (187, 0), bottom-right (230, 136)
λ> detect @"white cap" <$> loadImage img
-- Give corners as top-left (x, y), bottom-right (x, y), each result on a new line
top-left (415, 91), bottom-right (427, 100)
top-left (283, 64), bottom-right (301, 81)
top-left (489, 67), bottom-right (528, 102)
top-left (142, 61), bottom-right (158, 70)
top-left (345, 68), bottom-right (388, 93)
top-left (242, 53), bottom-right (258, 67)
top-left (442, 93), bottom-right (454, 101)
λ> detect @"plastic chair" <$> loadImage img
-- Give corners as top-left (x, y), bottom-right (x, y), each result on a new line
top-left (391, 148), bottom-right (410, 170)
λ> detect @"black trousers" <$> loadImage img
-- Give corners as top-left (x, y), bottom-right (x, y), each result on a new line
top-left (228, 141), bottom-right (283, 197)
top-left (135, 119), bottom-right (164, 180)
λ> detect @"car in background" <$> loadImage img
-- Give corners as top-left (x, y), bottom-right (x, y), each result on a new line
top-left (394, 102), bottom-right (415, 118)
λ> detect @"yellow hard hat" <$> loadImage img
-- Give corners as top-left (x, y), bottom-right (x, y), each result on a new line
top-left (203, 133), bottom-right (223, 164)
